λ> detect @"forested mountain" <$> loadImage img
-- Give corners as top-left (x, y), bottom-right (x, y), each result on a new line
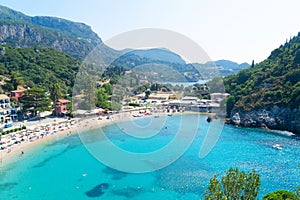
top-left (0, 5), bottom-right (249, 78)
top-left (205, 60), bottom-right (250, 76)
top-left (0, 45), bottom-right (80, 94)
top-left (0, 5), bottom-right (253, 95)
top-left (224, 33), bottom-right (300, 133)
top-left (129, 48), bottom-right (186, 64)
top-left (0, 5), bottom-right (101, 44)
top-left (0, 5), bottom-right (102, 60)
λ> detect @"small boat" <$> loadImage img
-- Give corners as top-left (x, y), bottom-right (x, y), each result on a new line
top-left (132, 114), bottom-right (143, 117)
top-left (272, 144), bottom-right (283, 150)
top-left (167, 114), bottom-right (172, 116)
top-left (154, 116), bottom-right (160, 118)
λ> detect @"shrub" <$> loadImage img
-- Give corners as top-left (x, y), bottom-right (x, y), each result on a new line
top-left (129, 102), bottom-right (140, 107)
top-left (205, 168), bottom-right (260, 200)
top-left (21, 126), bottom-right (26, 130)
top-left (263, 190), bottom-right (298, 200)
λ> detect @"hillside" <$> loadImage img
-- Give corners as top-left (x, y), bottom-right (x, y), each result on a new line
top-left (0, 45), bottom-right (80, 94)
top-left (224, 33), bottom-right (300, 133)
top-left (106, 49), bottom-right (249, 83)
top-left (205, 60), bottom-right (250, 76)
top-left (129, 48), bottom-right (186, 64)
top-left (0, 5), bottom-right (101, 44)
top-left (0, 5), bottom-right (102, 60)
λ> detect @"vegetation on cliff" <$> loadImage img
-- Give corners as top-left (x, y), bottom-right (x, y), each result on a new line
top-left (0, 45), bottom-right (80, 94)
top-left (224, 33), bottom-right (300, 114)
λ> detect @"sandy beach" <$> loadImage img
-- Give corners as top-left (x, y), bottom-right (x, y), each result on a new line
top-left (0, 110), bottom-right (146, 166)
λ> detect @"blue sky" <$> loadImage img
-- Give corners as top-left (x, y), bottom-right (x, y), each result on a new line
top-left (1, 0), bottom-right (300, 63)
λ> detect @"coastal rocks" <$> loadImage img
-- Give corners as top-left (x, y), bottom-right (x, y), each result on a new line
top-left (231, 113), bottom-right (241, 125)
top-left (230, 106), bottom-right (300, 134)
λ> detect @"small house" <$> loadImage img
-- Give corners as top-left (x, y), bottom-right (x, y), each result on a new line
top-left (10, 90), bottom-right (25, 101)
top-left (54, 99), bottom-right (71, 116)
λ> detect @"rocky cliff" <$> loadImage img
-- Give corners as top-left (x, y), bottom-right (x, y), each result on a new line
top-left (224, 32), bottom-right (300, 134)
top-left (230, 106), bottom-right (300, 134)
top-left (0, 22), bottom-right (96, 60)
top-left (0, 5), bottom-right (103, 60)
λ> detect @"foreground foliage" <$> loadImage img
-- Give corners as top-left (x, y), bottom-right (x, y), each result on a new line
top-left (263, 190), bottom-right (298, 200)
top-left (204, 168), bottom-right (260, 200)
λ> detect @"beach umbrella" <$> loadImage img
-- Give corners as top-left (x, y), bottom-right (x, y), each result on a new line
top-left (1, 137), bottom-right (10, 144)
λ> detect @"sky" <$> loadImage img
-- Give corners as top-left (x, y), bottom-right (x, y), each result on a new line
top-left (1, 0), bottom-right (300, 64)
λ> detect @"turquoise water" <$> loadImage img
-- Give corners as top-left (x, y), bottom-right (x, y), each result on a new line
top-left (0, 114), bottom-right (300, 199)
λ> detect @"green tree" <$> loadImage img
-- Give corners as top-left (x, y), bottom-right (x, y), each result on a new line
top-left (80, 76), bottom-right (96, 110)
top-left (49, 83), bottom-right (63, 104)
top-left (145, 90), bottom-right (151, 99)
top-left (110, 102), bottom-right (121, 111)
top-left (251, 60), bottom-right (255, 68)
top-left (205, 168), bottom-right (261, 200)
top-left (207, 76), bottom-right (225, 93)
top-left (226, 96), bottom-right (236, 117)
top-left (95, 87), bottom-right (109, 109)
top-left (20, 88), bottom-right (51, 116)
top-left (263, 190), bottom-right (298, 200)
top-left (10, 71), bottom-right (25, 90)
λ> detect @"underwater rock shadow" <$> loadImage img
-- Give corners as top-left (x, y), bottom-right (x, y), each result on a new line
top-left (32, 145), bottom-right (75, 168)
top-left (0, 182), bottom-right (18, 191)
top-left (85, 183), bottom-right (109, 198)
top-left (32, 135), bottom-right (81, 168)
top-left (110, 186), bottom-right (144, 198)
top-left (102, 167), bottom-right (127, 180)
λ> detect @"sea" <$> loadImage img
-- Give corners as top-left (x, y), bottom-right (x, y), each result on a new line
top-left (0, 114), bottom-right (299, 199)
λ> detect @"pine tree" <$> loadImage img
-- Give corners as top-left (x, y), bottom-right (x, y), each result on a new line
top-left (251, 60), bottom-right (255, 68)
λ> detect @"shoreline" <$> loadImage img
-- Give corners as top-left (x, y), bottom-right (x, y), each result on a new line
top-left (0, 110), bottom-right (296, 169)
top-left (0, 119), bottom-right (78, 168)
top-left (0, 110), bottom-right (205, 167)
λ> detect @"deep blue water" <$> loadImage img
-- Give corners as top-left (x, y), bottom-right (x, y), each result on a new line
top-left (0, 114), bottom-right (299, 199)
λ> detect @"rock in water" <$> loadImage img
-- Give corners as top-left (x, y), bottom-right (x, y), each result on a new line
top-left (85, 183), bottom-right (109, 198)
top-left (207, 116), bottom-right (212, 123)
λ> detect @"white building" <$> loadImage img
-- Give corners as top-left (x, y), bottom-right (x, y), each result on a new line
top-left (210, 93), bottom-right (230, 102)
top-left (0, 94), bottom-right (10, 109)
top-left (0, 94), bottom-right (17, 123)
top-left (181, 96), bottom-right (199, 105)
